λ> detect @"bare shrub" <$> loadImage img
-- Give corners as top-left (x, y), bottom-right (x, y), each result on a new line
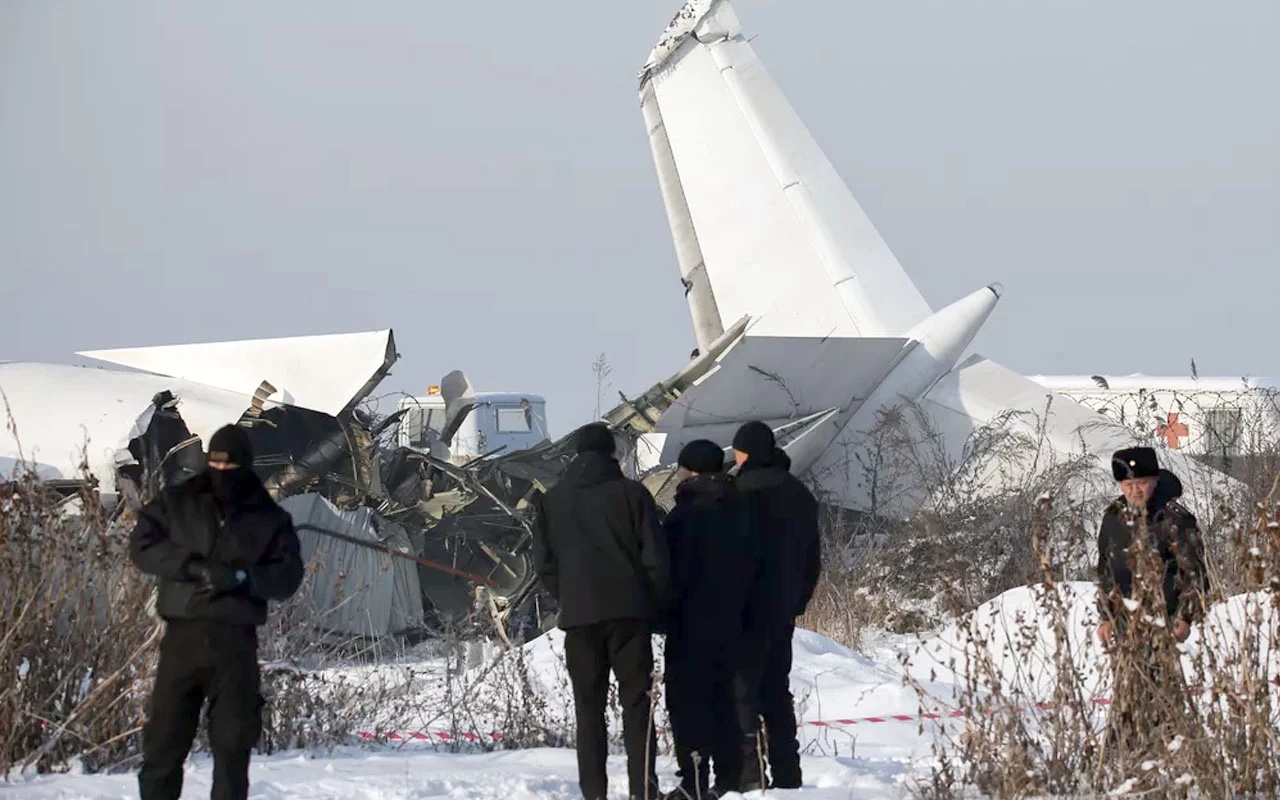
top-left (908, 479), bottom-right (1280, 799)
top-left (0, 454), bottom-right (482, 772)
top-left (0, 468), bottom-right (159, 775)
top-left (802, 403), bottom-right (1099, 648)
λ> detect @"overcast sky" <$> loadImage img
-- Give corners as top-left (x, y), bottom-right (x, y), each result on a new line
top-left (2, 0), bottom-right (1276, 434)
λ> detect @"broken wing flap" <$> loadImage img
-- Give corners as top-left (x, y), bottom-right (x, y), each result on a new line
top-left (437, 370), bottom-right (478, 448)
top-left (238, 380), bottom-right (279, 423)
top-left (605, 315), bottom-right (751, 435)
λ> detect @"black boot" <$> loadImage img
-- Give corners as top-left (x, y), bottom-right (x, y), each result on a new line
top-left (735, 735), bottom-right (766, 793)
top-left (662, 753), bottom-right (711, 800)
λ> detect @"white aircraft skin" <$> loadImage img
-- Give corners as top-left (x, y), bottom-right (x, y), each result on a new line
top-left (639, 0), bottom-right (1239, 516)
top-left (0, 331), bottom-right (397, 497)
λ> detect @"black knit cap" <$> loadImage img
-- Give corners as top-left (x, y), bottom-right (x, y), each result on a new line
top-left (678, 440), bottom-right (725, 474)
top-left (575, 422), bottom-right (616, 456)
top-left (732, 420), bottom-right (776, 460)
top-left (208, 424), bottom-right (253, 468)
top-left (1112, 447), bottom-right (1159, 481)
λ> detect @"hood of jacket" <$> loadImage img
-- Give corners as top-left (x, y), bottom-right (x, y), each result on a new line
top-left (674, 472), bottom-right (735, 508)
top-left (561, 451), bottom-right (624, 489)
top-left (736, 448), bottom-right (791, 493)
top-left (1148, 468), bottom-right (1184, 512)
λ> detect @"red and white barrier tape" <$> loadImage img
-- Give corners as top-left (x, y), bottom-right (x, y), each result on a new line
top-left (353, 703), bottom-right (1096, 742)
top-left (357, 730), bottom-right (505, 743)
top-left (356, 686), bottom-right (1280, 741)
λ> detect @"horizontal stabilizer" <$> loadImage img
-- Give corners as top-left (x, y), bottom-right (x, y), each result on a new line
top-left (79, 330), bottom-right (398, 416)
top-left (655, 334), bottom-right (907, 459)
top-left (659, 334), bottom-right (906, 429)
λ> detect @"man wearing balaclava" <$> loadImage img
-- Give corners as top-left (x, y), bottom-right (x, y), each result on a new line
top-left (532, 422), bottom-right (671, 800)
top-left (129, 424), bottom-right (304, 800)
top-left (730, 421), bottom-right (820, 792)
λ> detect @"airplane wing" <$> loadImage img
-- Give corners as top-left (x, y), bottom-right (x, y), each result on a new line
top-left (78, 330), bottom-right (397, 417)
top-left (0, 362), bottom-right (261, 493)
top-left (640, 0), bottom-right (933, 344)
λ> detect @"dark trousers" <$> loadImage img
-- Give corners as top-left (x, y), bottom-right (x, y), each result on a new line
top-left (759, 626), bottom-right (801, 787)
top-left (665, 635), bottom-right (742, 792)
top-left (564, 618), bottom-right (658, 800)
top-left (735, 624), bottom-right (801, 790)
top-left (138, 620), bottom-right (262, 800)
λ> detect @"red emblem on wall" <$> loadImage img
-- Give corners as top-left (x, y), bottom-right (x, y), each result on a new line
top-left (1156, 412), bottom-right (1190, 449)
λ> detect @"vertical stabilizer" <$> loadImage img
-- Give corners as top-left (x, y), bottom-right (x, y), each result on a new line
top-left (640, 1), bottom-right (933, 338)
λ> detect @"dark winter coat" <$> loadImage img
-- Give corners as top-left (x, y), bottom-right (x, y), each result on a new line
top-left (1096, 469), bottom-right (1209, 624)
top-left (664, 473), bottom-right (757, 646)
top-left (736, 450), bottom-right (822, 638)
top-left (532, 452), bottom-right (672, 630)
top-left (130, 470), bottom-right (305, 627)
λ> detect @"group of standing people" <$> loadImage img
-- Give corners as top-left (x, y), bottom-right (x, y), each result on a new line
top-left (533, 420), bottom-right (821, 800)
top-left (121, 417), bottom-right (1211, 800)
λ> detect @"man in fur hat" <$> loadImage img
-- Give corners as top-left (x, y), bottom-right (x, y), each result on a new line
top-left (1096, 446), bottom-right (1210, 753)
top-left (1096, 446), bottom-right (1209, 646)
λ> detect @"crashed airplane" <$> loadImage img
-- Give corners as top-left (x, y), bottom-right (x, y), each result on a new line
top-left (0, 330), bottom-right (567, 642)
top-left (1, 0), bottom-right (1252, 644)
top-left (607, 0), bottom-right (1242, 517)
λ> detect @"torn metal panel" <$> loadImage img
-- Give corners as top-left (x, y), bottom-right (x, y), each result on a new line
top-left (281, 493), bottom-right (424, 639)
top-left (438, 370), bottom-right (477, 447)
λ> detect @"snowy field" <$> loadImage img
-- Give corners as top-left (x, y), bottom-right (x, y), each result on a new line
top-left (0, 749), bottom-right (911, 800)
top-left (6, 582), bottom-right (1277, 799)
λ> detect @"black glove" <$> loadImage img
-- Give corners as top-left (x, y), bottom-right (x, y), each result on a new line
top-left (185, 558), bottom-right (247, 595)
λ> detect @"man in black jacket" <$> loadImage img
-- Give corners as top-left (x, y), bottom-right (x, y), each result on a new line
top-left (533, 423), bottom-right (671, 800)
top-left (130, 425), bottom-right (304, 800)
top-left (1096, 446), bottom-right (1208, 645)
top-left (731, 421), bottom-right (821, 791)
top-left (1095, 447), bottom-right (1208, 752)
top-left (662, 440), bottom-right (756, 799)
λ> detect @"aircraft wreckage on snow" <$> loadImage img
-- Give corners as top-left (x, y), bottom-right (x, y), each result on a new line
top-left (0, 330), bottom-right (570, 642)
top-left (602, 0), bottom-right (1246, 517)
top-left (2, 0), bottom-right (1257, 642)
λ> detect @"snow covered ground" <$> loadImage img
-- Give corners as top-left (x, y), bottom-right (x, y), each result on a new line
top-left (2, 628), bottom-right (945, 799)
top-left (1, 749), bottom-right (910, 800)
top-left (6, 582), bottom-right (1277, 799)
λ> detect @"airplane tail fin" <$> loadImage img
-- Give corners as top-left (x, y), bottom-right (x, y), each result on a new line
top-left (641, 1), bottom-right (932, 345)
